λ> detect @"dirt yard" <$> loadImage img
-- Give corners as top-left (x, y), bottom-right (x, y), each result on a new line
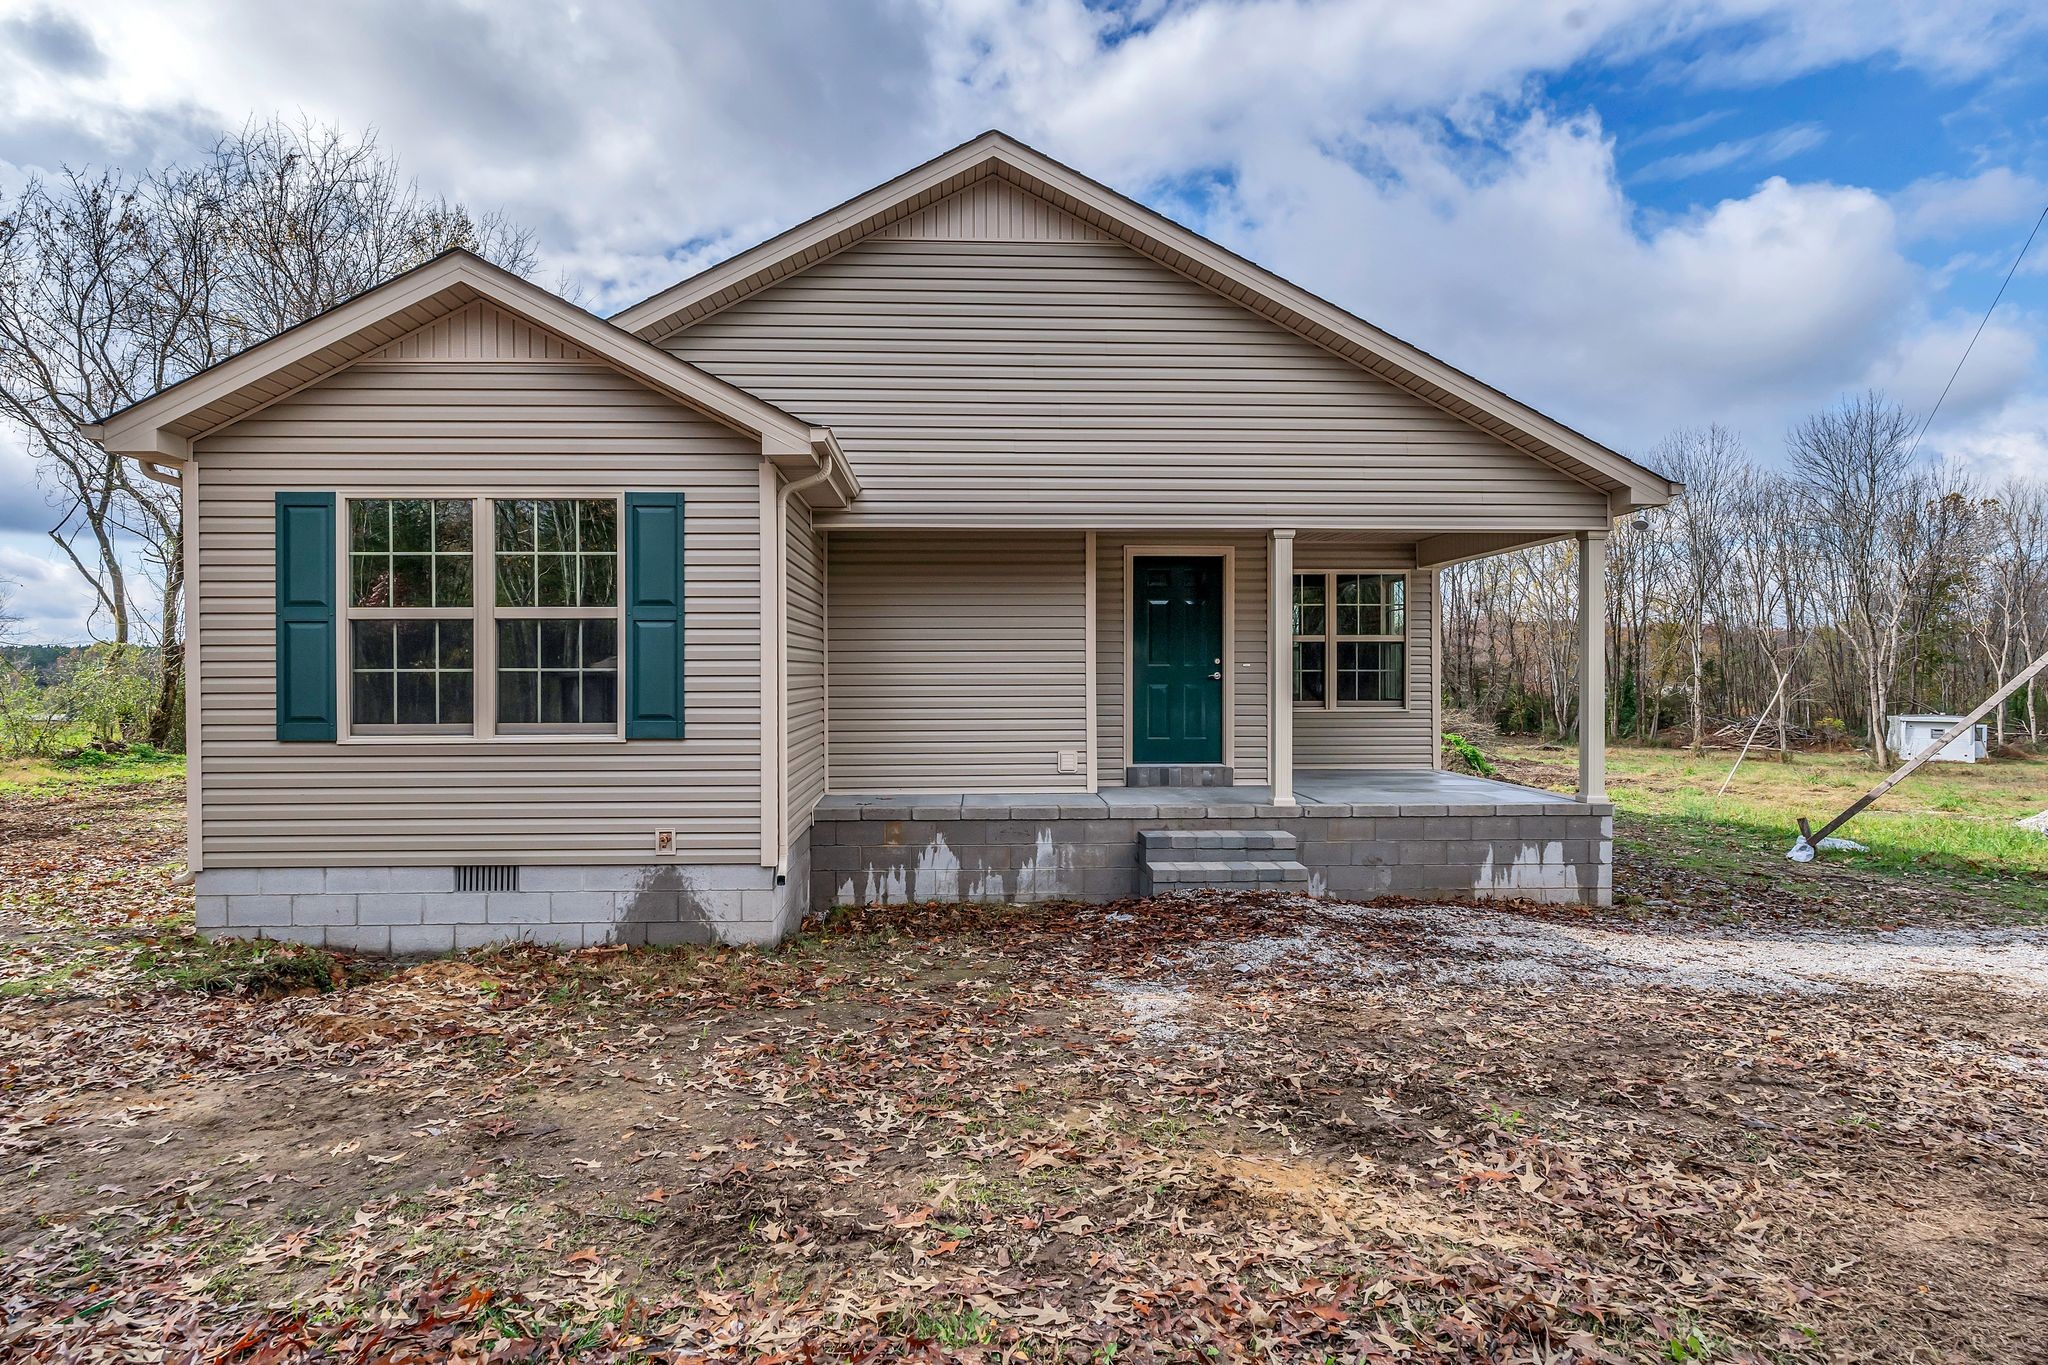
top-left (4, 779), bottom-right (2048, 1361)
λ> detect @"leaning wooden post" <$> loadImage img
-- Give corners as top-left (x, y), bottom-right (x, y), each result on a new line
top-left (1796, 644), bottom-right (2048, 855)
top-left (1577, 528), bottom-right (1609, 803)
top-left (1718, 659), bottom-right (1792, 797)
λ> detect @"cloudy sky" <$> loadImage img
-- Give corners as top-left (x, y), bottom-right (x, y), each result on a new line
top-left (2, 0), bottom-right (2046, 642)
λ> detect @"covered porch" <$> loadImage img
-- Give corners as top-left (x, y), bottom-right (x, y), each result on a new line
top-left (805, 768), bottom-right (1613, 912)
top-left (803, 524), bottom-right (1615, 911)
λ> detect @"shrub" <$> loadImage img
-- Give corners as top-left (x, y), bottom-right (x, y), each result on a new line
top-left (58, 644), bottom-right (158, 746)
top-left (0, 666), bottom-right (67, 757)
top-left (1442, 731), bottom-right (1499, 776)
top-left (1493, 685), bottom-right (1551, 737)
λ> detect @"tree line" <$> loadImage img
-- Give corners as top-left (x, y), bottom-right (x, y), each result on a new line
top-left (1442, 394), bottom-right (2048, 766)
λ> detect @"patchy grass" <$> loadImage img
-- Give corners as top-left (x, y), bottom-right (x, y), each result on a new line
top-left (1496, 741), bottom-right (2048, 921)
top-left (0, 745), bottom-right (185, 793)
top-left (130, 936), bottom-right (344, 997)
top-left (5, 781), bottom-right (2048, 1360)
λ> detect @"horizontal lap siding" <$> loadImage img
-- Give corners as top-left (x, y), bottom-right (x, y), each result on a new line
top-left (1292, 542), bottom-right (1436, 769)
top-left (1095, 535), bottom-right (1269, 787)
top-left (828, 533), bottom-right (1088, 792)
top-left (194, 361), bottom-right (763, 866)
top-left (666, 237), bottom-right (1609, 530)
top-left (786, 495), bottom-right (828, 832)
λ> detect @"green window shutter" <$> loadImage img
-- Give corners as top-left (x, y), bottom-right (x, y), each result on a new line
top-left (274, 491), bottom-right (337, 741)
top-left (623, 492), bottom-right (686, 739)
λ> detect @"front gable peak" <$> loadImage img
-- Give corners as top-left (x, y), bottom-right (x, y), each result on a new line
top-left (616, 131), bottom-right (1676, 514)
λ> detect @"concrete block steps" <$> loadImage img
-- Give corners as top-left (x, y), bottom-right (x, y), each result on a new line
top-left (1141, 829), bottom-right (1297, 852)
top-left (1137, 828), bottom-right (1316, 895)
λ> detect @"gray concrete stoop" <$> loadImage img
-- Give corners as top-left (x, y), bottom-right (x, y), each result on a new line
top-left (1138, 828), bottom-right (1316, 895)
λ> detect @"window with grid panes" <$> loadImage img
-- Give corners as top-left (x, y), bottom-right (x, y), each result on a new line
top-left (492, 498), bottom-right (620, 730)
top-left (345, 499), bottom-right (474, 732)
top-left (339, 495), bottom-right (623, 736)
top-left (1291, 571), bottom-right (1405, 705)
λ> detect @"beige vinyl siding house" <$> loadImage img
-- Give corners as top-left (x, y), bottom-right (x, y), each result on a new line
top-left (827, 532), bottom-right (1091, 793)
top-left (665, 220), bottom-right (1612, 534)
top-left (91, 131), bottom-right (1676, 950)
top-left (192, 353), bottom-right (768, 867)
top-left (783, 495), bottom-right (829, 837)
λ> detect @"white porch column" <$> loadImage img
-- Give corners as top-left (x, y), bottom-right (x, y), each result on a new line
top-left (1269, 529), bottom-right (1296, 806)
top-left (1577, 527), bottom-right (1609, 803)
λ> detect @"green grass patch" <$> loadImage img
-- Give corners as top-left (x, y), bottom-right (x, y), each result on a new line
top-left (1501, 740), bottom-right (2048, 916)
top-left (131, 935), bottom-right (342, 997)
top-left (0, 746), bottom-right (185, 793)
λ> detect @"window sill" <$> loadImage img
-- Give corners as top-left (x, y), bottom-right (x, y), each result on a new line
top-left (334, 732), bottom-right (628, 745)
top-left (1292, 701), bottom-right (1408, 711)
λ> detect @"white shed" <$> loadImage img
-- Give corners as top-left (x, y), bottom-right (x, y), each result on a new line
top-left (1885, 714), bottom-right (1989, 764)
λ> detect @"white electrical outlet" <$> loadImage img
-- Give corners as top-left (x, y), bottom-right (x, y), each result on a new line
top-left (653, 828), bottom-right (676, 855)
top-left (1057, 749), bottom-right (1080, 774)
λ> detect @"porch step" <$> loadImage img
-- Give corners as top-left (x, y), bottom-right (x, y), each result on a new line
top-left (1137, 828), bottom-right (1315, 896)
top-left (1140, 829), bottom-right (1296, 853)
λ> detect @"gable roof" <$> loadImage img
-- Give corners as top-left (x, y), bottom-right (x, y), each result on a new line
top-left (615, 131), bottom-right (1676, 513)
top-left (86, 250), bottom-right (859, 507)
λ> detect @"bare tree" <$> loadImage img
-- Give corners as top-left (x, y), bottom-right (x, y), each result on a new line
top-left (1787, 393), bottom-right (1924, 765)
top-left (1651, 426), bottom-right (1743, 751)
top-left (0, 117), bottom-right (537, 747)
top-left (1441, 399), bottom-right (2047, 764)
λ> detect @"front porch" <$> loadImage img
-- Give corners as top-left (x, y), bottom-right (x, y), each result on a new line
top-left (806, 768), bottom-right (1613, 911)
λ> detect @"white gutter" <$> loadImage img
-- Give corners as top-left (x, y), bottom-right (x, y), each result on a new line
top-left (767, 432), bottom-right (844, 880)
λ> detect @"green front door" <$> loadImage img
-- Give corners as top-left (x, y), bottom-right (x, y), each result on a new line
top-left (1132, 556), bottom-right (1224, 764)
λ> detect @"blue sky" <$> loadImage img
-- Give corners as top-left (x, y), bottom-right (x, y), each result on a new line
top-left (2, 0), bottom-right (2046, 643)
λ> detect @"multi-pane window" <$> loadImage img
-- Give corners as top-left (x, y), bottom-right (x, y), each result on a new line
top-left (347, 499), bottom-right (474, 732)
top-left (493, 499), bottom-right (619, 731)
top-left (340, 495), bottom-right (622, 737)
top-left (1292, 572), bottom-right (1406, 706)
top-left (1291, 575), bottom-right (1327, 706)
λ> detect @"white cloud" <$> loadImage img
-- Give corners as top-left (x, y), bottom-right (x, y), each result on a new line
top-left (1, 0), bottom-right (2046, 639)
top-left (1863, 312), bottom-right (2039, 422)
top-left (1927, 394), bottom-right (2048, 484)
top-left (0, 537), bottom-right (100, 643)
top-left (1894, 167), bottom-right (2048, 242)
top-left (1203, 115), bottom-right (1925, 452)
top-left (1632, 122), bottom-right (1826, 182)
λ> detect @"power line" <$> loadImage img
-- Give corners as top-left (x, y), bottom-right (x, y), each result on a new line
top-left (1903, 200), bottom-right (2048, 465)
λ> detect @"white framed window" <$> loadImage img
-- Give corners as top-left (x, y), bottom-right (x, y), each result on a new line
top-left (490, 498), bottom-right (620, 733)
top-left (339, 494), bottom-right (623, 740)
top-left (1292, 571), bottom-right (1406, 707)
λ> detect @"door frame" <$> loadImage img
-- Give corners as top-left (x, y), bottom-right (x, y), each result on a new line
top-left (1122, 544), bottom-right (1235, 767)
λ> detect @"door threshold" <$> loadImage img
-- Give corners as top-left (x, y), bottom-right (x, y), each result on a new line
top-left (1125, 764), bottom-right (1234, 788)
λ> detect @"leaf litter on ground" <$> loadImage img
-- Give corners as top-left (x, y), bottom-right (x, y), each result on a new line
top-left (2, 782), bottom-right (2046, 1361)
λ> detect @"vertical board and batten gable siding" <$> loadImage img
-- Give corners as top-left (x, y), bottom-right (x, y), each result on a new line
top-left (662, 182), bottom-right (1610, 532)
top-left (193, 352), bottom-right (765, 866)
top-left (872, 176), bottom-right (1110, 243)
top-left (370, 299), bottom-right (589, 361)
top-left (1291, 541), bottom-right (1436, 769)
top-left (1094, 534), bottom-right (1270, 787)
top-left (784, 495), bottom-right (828, 830)
top-left (826, 532), bottom-right (1089, 792)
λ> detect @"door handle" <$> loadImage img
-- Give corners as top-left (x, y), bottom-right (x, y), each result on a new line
top-left (1208, 671), bottom-right (1223, 680)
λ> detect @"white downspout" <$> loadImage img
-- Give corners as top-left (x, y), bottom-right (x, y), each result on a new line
top-left (769, 439), bottom-right (840, 880)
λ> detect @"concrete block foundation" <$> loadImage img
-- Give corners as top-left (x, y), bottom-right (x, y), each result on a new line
top-left (810, 790), bottom-right (1611, 912)
top-left (194, 832), bottom-right (812, 954)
